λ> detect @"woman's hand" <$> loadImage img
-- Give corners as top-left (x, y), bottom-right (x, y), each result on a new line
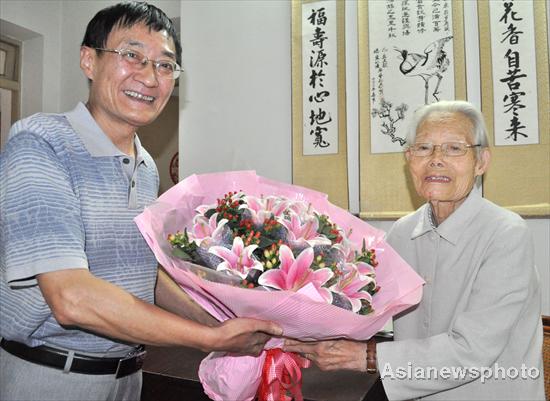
top-left (283, 338), bottom-right (367, 372)
top-left (207, 318), bottom-right (283, 356)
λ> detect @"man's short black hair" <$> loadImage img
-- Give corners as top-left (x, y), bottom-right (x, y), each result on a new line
top-left (81, 1), bottom-right (181, 65)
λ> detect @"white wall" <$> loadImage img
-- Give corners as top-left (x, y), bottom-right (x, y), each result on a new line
top-left (178, 0), bottom-right (292, 184)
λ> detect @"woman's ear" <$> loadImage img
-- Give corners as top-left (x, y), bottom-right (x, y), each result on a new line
top-left (475, 147), bottom-right (491, 176)
top-left (405, 148), bottom-right (411, 163)
top-left (80, 46), bottom-right (96, 81)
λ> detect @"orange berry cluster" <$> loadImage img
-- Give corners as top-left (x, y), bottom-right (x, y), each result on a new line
top-left (215, 192), bottom-right (242, 222)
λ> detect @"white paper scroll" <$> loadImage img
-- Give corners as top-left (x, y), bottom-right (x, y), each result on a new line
top-left (489, 0), bottom-right (539, 146)
top-left (368, 0), bottom-right (455, 154)
top-left (302, 0), bottom-right (338, 156)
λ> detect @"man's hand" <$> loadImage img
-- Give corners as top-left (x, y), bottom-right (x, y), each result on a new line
top-left (283, 338), bottom-right (367, 371)
top-left (208, 318), bottom-right (283, 356)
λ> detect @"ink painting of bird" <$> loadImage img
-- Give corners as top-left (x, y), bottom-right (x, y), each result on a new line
top-left (395, 36), bottom-right (453, 104)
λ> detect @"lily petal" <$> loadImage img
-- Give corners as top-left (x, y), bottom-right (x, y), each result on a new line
top-left (258, 269), bottom-right (287, 290)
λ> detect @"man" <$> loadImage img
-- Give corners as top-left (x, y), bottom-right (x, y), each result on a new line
top-left (0, 3), bottom-right (281, 400)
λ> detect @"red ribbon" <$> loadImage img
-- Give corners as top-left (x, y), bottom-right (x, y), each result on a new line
top-left (256, 348), bottom-right (311, 401)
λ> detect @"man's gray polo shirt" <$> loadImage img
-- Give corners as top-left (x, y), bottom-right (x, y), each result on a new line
top-left (0, 102), bottom-right (160, 354)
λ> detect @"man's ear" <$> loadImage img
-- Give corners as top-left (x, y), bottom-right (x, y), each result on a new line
top-left (80, 46), bottom-right (96, 81)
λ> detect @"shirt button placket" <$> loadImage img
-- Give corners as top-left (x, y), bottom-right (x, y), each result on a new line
top-left (424, 233), bottom-right (440, 334)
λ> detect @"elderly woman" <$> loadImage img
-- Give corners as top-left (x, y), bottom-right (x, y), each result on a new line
top-left (284, 101), bottom-right (545, 400)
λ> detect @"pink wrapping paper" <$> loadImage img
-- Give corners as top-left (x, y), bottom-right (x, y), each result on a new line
top-left (134, 171), bottom-right (424, 400)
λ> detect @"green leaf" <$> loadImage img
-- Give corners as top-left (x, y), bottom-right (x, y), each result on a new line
top-left (258, 236), bottom-right (277, 249)
top-left (204, 208), bottom-right (216, 219)
top-left (172, 247), bottom-right (192, 261)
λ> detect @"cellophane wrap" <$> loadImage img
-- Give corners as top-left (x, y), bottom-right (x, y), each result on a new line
top-left (135, 171), bottom-right (424, 401)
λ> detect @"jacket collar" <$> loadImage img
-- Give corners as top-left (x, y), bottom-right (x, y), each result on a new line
top-left (411, 188), bottom-right (483, 245)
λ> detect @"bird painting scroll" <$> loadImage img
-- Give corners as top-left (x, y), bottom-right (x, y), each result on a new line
top-left (368, 0), bottom-right (455, 154)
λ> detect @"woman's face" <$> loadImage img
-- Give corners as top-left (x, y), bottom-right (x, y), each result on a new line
top-left (406, 111), bottom-right (490, 207)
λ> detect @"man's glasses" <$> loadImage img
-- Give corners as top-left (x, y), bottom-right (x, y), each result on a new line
top-left (94, 48), bottom-right (183, 79)
top-left (408, 142), bottom-right (481, 157)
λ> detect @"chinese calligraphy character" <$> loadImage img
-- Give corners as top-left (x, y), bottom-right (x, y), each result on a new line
top-left (310, 27), bottom-right (328, 48)
top-left (309, 108), bottom-right (333, 125)
top-left (310, 126), bottom-right (330, 148)
top-left (308, 7), bottom-right (327, 26)
top-left (499, 2), bottom-right (523, 24)
top-left (308, 69), bottom-right (325, 89)
top-left (504, 115), bottom-right (527, 141)
top-left (308, 91), bottom-right (330, 103)
top-left (309, 49), bottom-right (328, 69)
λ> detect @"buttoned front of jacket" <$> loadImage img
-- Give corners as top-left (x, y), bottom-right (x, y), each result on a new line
top-left (377, 190), bottom-right (545, 400)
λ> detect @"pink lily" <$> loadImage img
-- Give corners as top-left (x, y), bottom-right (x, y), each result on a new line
top-left (209, 237), bottom-right (264, 279)
top-left (356, 261), bottom-right (375, 276)
top-left (241, 195), bottom-right (289, 225)
top-left (329, 263), bottom-right (374, 313)
top-left (286, 200), bottom-right (310, 219)
top-left (279, 213), bottom-right (331, 247)
top-left (333, 240), bottom-right (355, 263)
top-left (191, 213), bottom-right (228, 246)
top-left (258, 245), bottom-right (333, 302)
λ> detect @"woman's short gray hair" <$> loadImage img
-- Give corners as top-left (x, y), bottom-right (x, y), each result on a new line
top-left (406, 100), bottom-right (490, 155)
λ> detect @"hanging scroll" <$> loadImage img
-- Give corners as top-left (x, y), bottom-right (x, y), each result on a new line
top-left (369, 0), bottom-right (456, 154)
top-left (302, 1), bottom-right (338, 155)
top-left (489, 0), bottom-right (539, 146)
top-left (479, 0), bottom-right (549, 216)
top-left (359, 0), bottom-right (467, 218)
top-left (292, 0), bottom-right (349, 210)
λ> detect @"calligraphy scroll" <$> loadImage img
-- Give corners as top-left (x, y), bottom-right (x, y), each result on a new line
top-left (359, 0), bottom-right (467, 218)
top-left (489, 0), bottom-right (539, 146)
top-left (292, 0), bottom-right (349, 209)
top-left (302, 1), bottom-right (338, 155)
top-left (479, 0), bottom-right (549, 216)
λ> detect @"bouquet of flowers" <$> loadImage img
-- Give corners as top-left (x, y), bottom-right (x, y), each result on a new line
top-left (167, 190), bottom-right (380, 316)
top-left (135, 171), bottom-right (424, 401)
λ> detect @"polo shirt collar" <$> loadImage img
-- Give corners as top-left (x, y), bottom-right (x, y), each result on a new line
top-left (65, 102), bottom-right (148, 166)
top-left (411, 188), bottom-right (483, 245)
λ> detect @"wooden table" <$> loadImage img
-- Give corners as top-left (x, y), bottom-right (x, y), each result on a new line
top-left (141, 345), bottom-right (387, 401)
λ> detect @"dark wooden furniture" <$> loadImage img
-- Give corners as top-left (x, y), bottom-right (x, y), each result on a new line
top-left (141, 345), bottom-right (386, 401)
top-left (543, 315), bottom-right (550, 400)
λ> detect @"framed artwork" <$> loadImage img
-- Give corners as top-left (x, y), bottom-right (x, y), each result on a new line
top-left (291, 0), bottom-right (349, 210)
top-left (0, 40), bottom-right (18, 81)
top-left (358, 0), bottom-right (467, 218)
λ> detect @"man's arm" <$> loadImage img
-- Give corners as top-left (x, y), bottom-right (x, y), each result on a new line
top-left (154, 267), bottom-right (218, 327)
top-left (38, 269), bottom-right (281, 355)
